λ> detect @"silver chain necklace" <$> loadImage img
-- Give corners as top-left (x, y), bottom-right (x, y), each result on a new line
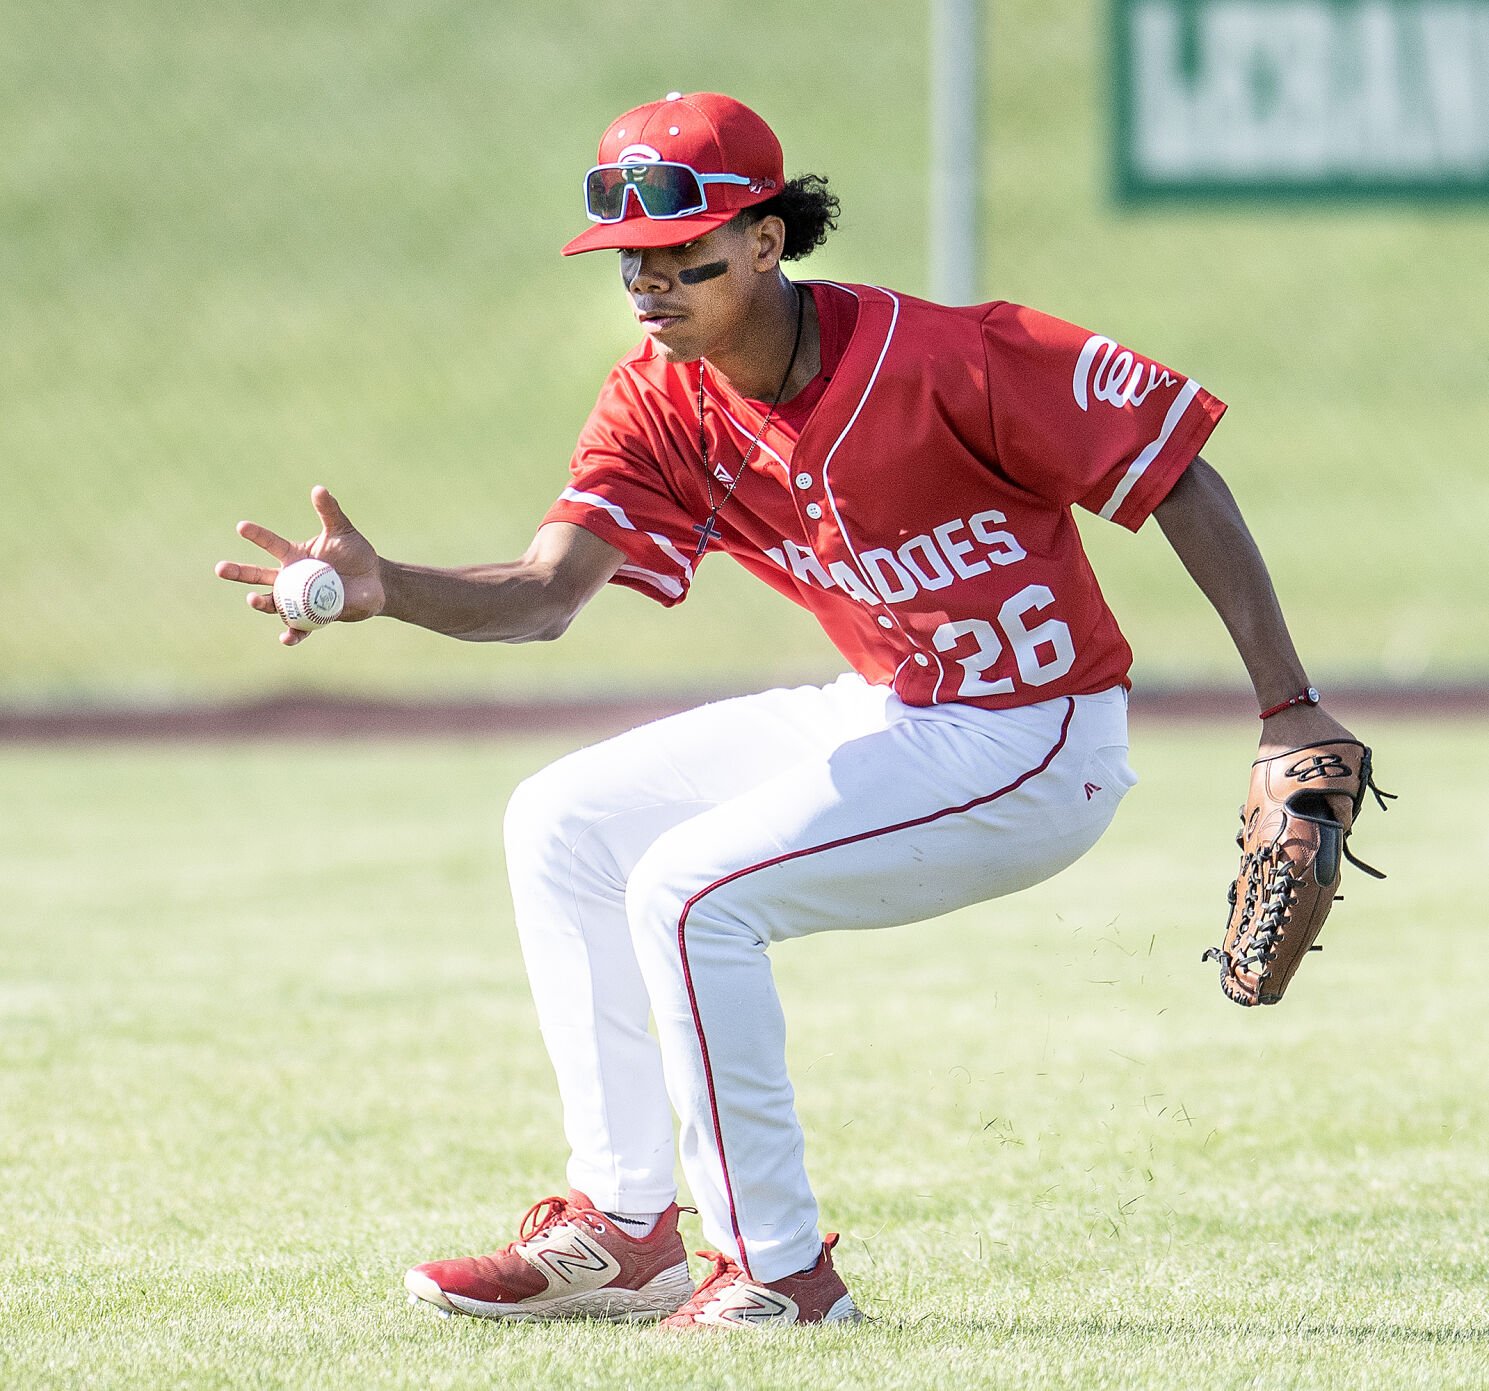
top-left (691, 284), bottom-right (806, 563)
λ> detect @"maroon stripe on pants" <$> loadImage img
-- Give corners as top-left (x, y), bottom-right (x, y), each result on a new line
top-left (673, 698), bottom-right (1076, 1279)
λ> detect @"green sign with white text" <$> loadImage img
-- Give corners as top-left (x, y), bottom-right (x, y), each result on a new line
top-left (1113, 0), bottom-right (1489, 200)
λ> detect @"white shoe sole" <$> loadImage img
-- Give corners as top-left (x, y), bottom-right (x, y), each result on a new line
top-left (824, 1292), bottom-right (863, 1323)
top-left (666, 1290), bottom-right (865, 1330)
top-left (405, 1261), bottom-right (694, 1323)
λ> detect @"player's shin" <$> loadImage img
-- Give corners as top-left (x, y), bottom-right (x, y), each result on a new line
top-left (625, 846), bottom-right (825, 1284)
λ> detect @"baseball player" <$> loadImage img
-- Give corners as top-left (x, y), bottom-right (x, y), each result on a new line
top-left (217, 91), bottom-right (1359, 1329)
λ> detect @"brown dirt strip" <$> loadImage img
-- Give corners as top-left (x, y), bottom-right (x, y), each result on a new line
top-left (1, 684), bottom-right (1484, 744)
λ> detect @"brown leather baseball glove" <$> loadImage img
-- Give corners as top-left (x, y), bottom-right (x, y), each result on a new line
top-left (1204, 740), bottom-right (1393, 1006)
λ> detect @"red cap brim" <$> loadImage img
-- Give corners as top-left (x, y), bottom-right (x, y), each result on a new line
top-left (560, 207), bottom-right (740, 257)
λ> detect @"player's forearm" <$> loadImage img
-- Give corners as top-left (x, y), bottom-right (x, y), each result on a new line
top-left (1154, 456), bottom-right (1312, 709)
top-left (377, 559), bottom-right (584, 643)
top-left (372, 522), bottom-right (623, 644)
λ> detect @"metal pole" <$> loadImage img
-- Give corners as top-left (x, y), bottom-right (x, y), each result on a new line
top-left (929, 0), bottom-right (983, 304)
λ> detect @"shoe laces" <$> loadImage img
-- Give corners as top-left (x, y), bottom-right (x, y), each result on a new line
top-left (516, 1195), bottom-right (573, 1243)
top-left (671, 1249), bottom-right (744, 1317)
top-left (503, 1194), bottom-right (606, 1255)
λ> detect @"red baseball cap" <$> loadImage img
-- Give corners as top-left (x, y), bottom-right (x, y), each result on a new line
top-left (561, 92), bottom-right (785, 256)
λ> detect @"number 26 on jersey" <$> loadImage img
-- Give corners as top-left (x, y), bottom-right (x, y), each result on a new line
top-left (932, 584), bottom-right (1076, 696)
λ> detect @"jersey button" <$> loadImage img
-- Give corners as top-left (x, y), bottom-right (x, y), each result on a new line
top-left (876, 615), bottom-right (893, 629)
top-left (805, 502), bottom-right (823, 520)
top-left (794, 472), bottom-right (813, 490)
top-left (913, 653), bottom-right (930, 666)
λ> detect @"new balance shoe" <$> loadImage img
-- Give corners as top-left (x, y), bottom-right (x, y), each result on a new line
top-left (405, 1191), bottom-right (693, 1322)
top-left (659, 1233), bottom-right (862, 1329)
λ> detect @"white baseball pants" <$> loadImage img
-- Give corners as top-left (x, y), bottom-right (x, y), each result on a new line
top-left (504, 674), bottom-right (1135, 1283)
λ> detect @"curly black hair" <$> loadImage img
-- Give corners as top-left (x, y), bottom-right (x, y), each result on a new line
top-left (736, 173), bottom-right (840, 260)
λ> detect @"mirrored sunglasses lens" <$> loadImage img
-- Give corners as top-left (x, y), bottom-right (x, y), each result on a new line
top-left (631, 165), bottom-right (705, 217)
top-left (585, 168), bottom-right (631, 220)
top-left (586, 164), bottom-right (707, 222)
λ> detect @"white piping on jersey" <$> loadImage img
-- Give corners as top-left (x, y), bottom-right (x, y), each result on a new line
top-left (701, 392), bottom-right (789, 472)
top-left (816, 285), bottom-right (951, 701)
top-left (1097, 378), bottom-right (1201, 521)
top-left (890, 651), bottom-right (917, 689)
top-left (559, 485), bottom-right (695, 581)
top-left (616, 563), bottom-right (685, 599)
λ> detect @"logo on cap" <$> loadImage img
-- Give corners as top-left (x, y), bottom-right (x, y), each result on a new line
top-left (617, 143), bottom-right (662, 164)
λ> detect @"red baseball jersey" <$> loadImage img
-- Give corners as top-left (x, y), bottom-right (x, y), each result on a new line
top-left (543, 282), bottom-right (1226, 710)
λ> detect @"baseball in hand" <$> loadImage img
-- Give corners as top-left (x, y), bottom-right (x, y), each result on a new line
top-left (273, 558), bottom-right (345, 631)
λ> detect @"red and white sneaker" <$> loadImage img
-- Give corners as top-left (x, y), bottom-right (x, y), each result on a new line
top-left (659, 1234), bottom-right (862, 1329)
top-left (404, 1191), bottom-right (693, 1322)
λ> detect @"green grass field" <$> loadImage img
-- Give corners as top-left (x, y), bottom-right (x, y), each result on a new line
top-left (2, 0), bottom-right (1484, 705)
top-left (4, 718), bottom-right (1485, 1390)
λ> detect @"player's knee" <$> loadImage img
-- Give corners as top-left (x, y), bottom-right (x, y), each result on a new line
top-left (502, 753), bottom-right (596, 860)
top-left (624, 836), bottom-right (689, 937)
top-left (625, 832), bottom-right (763, 955)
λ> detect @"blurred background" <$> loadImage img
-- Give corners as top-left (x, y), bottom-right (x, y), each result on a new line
top-left (3, 0), bottom-right (1484, 714)
top-left (6, 11), bottom-right (1485, 1381)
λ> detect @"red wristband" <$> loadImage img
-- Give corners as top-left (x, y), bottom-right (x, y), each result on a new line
top-left (1260, 686), bottom-right (1321, 720)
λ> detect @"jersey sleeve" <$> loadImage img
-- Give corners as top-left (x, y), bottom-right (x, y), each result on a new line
top-left (981, 303), bottom-right (1227, 531)
top-left (541, 364), bottom-right (700, 606)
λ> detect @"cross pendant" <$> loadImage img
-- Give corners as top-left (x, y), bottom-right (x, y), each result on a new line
top-left (692, 515), bottom-right (721, 553)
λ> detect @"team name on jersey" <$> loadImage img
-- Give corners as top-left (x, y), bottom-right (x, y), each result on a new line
top-left (762, 509), bottom-right (1026, 606)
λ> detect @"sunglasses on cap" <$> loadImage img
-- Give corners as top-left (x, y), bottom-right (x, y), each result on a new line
top-left (583, 161), bottom-right (755, 223)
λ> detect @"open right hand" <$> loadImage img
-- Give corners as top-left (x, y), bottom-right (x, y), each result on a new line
top-left (215, 486), bottom-right (384, 646)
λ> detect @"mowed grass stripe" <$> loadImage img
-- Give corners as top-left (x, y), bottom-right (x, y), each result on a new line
top-left (1, 719), bottom-right (1484, 1388)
